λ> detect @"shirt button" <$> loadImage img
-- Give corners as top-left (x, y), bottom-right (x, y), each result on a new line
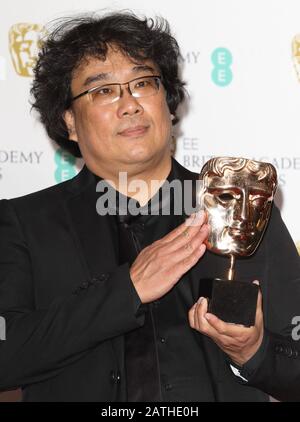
top-left (110, 370), bottom-right (121, 384)
top-left (153, 300), bottom-right (160, 308)
top-left (165, 383), bottom-right (173, 391)
top-left (160, 337), bottom-right (166, 344)
top-left (285, 347), bottom-right (293, 357)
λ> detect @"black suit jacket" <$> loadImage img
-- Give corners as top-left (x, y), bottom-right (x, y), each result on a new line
top-left (0, 159), bottom-right (299, 401)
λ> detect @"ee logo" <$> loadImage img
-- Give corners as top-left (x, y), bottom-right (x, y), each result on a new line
top-left (54, 148), bottom-right (76, 183)
top-left (211, 47), bottom-right (233, 87)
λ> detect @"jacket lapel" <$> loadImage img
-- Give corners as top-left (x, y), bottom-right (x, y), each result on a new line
top-left (64, 165), bottom-right (119, 278)
top-left (64, 166), bottom-right (125, 386)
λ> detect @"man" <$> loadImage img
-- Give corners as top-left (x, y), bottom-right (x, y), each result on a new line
top-left (0, 12), bottom-right (300, 402)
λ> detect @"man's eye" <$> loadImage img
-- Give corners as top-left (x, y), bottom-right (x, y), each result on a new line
top-left (135, 80), bottom-right (149, 89)
top-left (95, 87), bottom-right (113, 95)
top-left (218, 193), bottom-right (234, 202)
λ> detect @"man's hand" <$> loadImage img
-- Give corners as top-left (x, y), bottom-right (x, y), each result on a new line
top-left (130, 211), bottom-right (209, 303)
top-left (188, 281), bottom-right (264, 366)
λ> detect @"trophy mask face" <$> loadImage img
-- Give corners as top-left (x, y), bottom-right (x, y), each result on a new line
top-left (199, 157), bottom-right (277, 256)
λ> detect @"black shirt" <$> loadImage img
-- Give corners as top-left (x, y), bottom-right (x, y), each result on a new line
top-left (115, 160), bottom-right (215, 401)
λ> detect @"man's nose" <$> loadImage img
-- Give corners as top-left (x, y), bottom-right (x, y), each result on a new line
top-left (117, 87), bottom-right (144, 117)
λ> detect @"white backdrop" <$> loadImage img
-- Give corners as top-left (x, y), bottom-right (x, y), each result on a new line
top-left (0, 0), bottom-right (299, 252)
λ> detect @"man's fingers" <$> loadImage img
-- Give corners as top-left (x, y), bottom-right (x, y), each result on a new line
top-left (253, 280), bottom-right (263, 326)
top-left (205, 312), bottom-right (253, 336)
top-left (131, 211), bottom-right (209, 303)
top-left (192, 298), bottom-right (225, 340)
top-left (165, 222), bottom-right (209, 260)
top-left (188, 302), bottom-right (197, 329)
top-left (176, 223), bottom-right (209, 255)
top-left (159, 213), bottom-right (196, 243)
top-left (190, 301), bottom-right (245, 346)
top-left (176, 243), bottom-right (207, 273)
top-left (194, 297), bottom-right (208, 330)
top-left (162, 211), bottom-right (206, 244)
top-left (253, 280), bottom-right (262, 310)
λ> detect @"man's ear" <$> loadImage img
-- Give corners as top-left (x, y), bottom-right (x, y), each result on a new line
top-left (63, 109), bottom-right (78, 142)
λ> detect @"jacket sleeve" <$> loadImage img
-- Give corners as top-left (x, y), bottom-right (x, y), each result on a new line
top-left (239, 205), bottom-right (300, 400)
top-left (0, 199), bottom-right (145, 391)
top-left (242, 330), bottom-right (300, 402)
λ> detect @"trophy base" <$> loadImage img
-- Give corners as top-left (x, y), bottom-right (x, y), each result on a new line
top-left (199, 278), bottom-right (259, 327)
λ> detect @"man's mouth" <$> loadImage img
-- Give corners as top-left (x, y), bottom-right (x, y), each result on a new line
top-left (118, 125), bottom-right (149, 137)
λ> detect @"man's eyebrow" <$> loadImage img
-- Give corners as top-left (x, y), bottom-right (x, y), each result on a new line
top-left (131, 64), bottom-right (156, 74)
top-left (83, 64), bottom-right (157, 87)
top-left (83, 72), bottom-right (111, 87)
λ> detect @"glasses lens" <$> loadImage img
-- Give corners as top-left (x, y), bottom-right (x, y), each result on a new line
top-left (89, 84), bottom-right (120, 105)
top-left (80, 76), bottom-right (161, 105)
top-left (131, 76), bottom-right (160, 98)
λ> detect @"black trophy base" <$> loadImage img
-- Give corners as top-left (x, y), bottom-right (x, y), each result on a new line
top-left (200, 278), bottom-right (259, 327)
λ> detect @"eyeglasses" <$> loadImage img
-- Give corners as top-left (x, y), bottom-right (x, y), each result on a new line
top-left (71, 75), bottom-right (162, 106)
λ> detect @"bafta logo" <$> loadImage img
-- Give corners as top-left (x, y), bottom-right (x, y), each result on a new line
top-left (292, 34), bottom-right (300, 82)
top-left (9, 23), bottom-right (45, 77)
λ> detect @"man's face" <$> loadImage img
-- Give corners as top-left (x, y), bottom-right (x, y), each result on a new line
top-left (64, 48), bottom-right (173, 177)
top-left (201, 170), bottom-right (274, 256)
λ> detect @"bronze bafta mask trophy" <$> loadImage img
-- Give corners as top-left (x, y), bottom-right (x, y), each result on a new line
top-left (198, 157), bottom-right (277, 326)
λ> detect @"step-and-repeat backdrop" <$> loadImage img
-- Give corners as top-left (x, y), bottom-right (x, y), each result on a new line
top-left (1, 0), bottom-right (300, 252)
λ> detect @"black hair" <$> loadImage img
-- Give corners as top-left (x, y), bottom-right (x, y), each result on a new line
top-left (31, 11), bottom-right (186, 157)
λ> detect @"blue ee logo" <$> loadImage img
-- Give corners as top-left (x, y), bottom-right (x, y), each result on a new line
top-left (54, 148), bottom-right (77, 183)
top-left (211, 48), bottom-right (233, 87)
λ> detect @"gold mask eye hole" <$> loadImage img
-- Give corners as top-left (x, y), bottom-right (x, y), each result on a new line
top-left (218, 193), bottom-right (234, 203)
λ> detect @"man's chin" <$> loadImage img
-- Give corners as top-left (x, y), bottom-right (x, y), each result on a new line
top-left (121, 147), bottom-right (168, 166)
